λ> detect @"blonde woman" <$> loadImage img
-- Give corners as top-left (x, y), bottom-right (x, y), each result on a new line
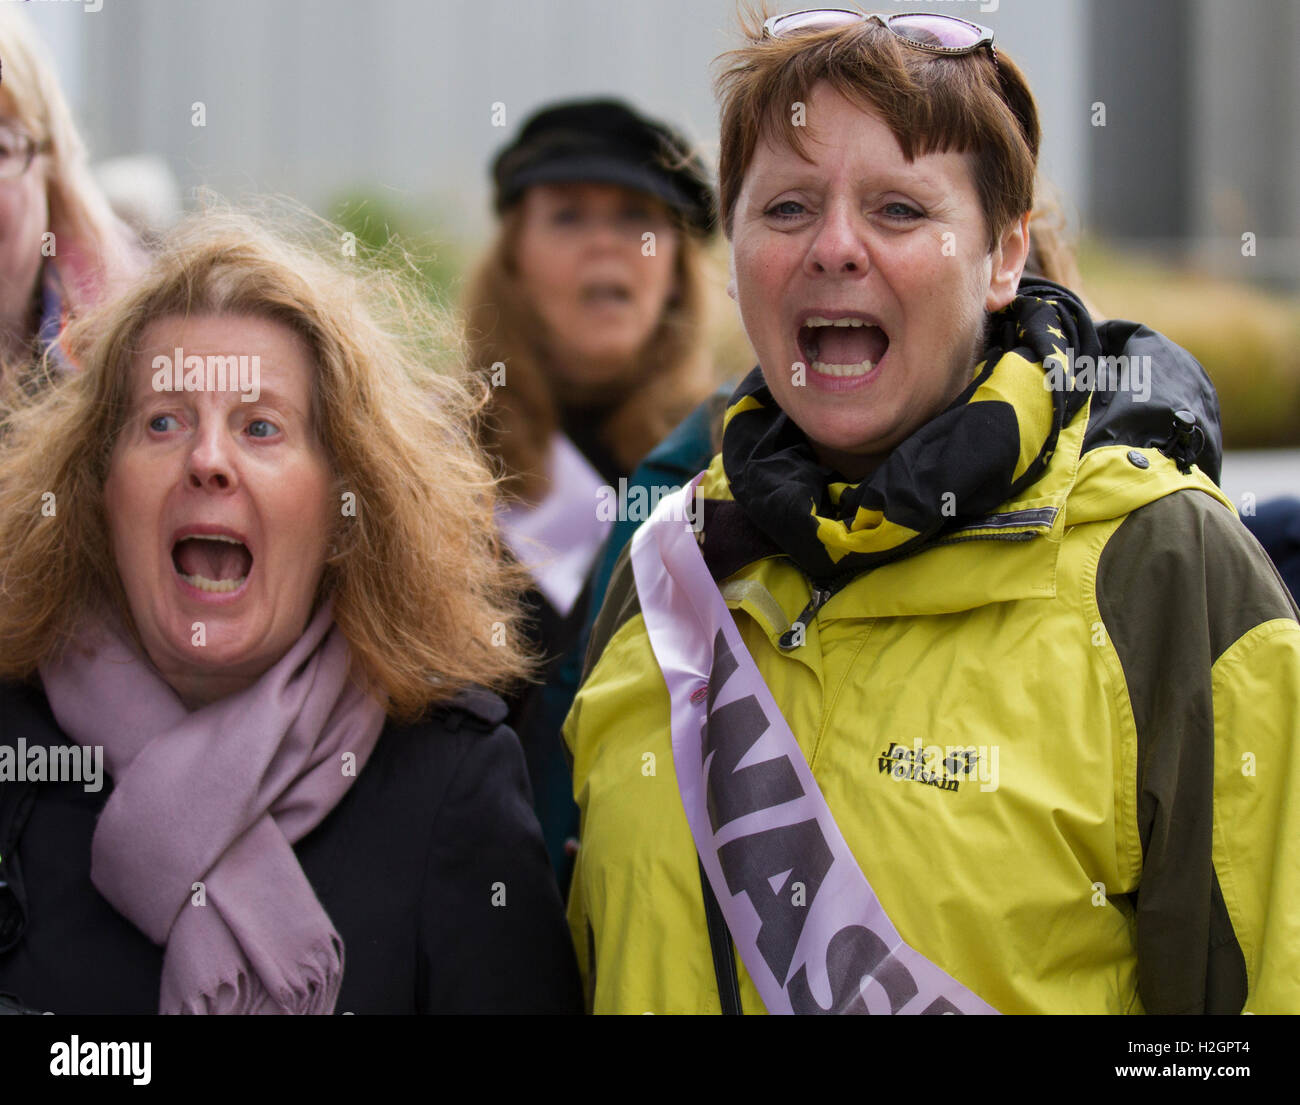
top-left (463, 99), bottom-right (717, 882)
top-left (0, 6), bottom-right (141, 376)
top-left (0, 207), bottom-right (580, 1014)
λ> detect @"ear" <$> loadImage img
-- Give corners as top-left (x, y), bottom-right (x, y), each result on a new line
top-left (985, 211), bottom-right (1031, 313)
top-left (726, 247), bottom-right (738, 301)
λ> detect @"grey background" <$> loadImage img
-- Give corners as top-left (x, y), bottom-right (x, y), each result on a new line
top-left (22, 0), bottom-right (1298, 288)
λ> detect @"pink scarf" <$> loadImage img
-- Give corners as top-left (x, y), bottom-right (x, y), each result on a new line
top-left (38, 600), bottom-right (386, 1014)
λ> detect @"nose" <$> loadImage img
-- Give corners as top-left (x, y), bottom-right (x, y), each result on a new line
top-left (184, 421), bottom-right (239, 493)
top-left (805, 202), bottom-right (870, 277)
top-left (584, 213), bottom-right (628, 252)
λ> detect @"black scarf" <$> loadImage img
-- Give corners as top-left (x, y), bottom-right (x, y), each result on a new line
top-left (717, 280), bottom-right (1099, 583)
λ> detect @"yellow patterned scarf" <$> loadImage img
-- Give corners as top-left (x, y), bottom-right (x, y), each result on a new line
top-left (720, 281), bottom-right (1097, 581)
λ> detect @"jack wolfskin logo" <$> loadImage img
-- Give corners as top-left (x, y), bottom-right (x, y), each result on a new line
top-left (878, 741), bottom-right (999, 793)
top-left (943, 749), bottom-right (980, 776)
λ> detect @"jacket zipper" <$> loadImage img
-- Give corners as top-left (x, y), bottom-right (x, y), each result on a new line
top-left (778, 587), bottom-right (832, 650)
top-left (929, 530), bottom-right (1039, 548)
top-left (775, 528), bottom-right (1044, 651)
top-left (777, 569), bottom-right (858, 650)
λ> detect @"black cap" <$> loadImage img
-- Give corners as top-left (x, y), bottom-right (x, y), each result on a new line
top-left (491, 98), bottom-right (716, 236)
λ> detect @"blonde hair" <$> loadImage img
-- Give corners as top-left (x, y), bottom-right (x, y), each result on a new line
top-left (463, 203), bottom-right (713, 502)
top-left (0, 7), bottom-right (141, 313)
top-left (0, 202), bottom-right (534, 722)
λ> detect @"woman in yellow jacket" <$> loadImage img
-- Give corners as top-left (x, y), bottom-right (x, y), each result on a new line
top-left (564, 11), bottom-right (1300, 1015)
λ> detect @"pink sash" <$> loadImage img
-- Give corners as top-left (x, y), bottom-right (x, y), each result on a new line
top-left (629, 476), bottom-right (998, 1015)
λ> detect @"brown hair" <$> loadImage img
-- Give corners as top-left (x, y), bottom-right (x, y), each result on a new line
top-left (0, 202), bottom-right (534, 722)
top-left (714, 6), bottom-right (1041, 251)
top-left (463, 203), bottom-right (713, 502)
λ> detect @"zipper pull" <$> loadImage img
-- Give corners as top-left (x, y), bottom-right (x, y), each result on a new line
top-left (778, 586), bottom-right (832, 650)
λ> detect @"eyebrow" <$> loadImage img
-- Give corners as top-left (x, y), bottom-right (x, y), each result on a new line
top-left (250, 383), bottom-right (315, 424)
top-left (131, 373), bottom-right (309, 419)
top-left (751, 162), bottom-right (951, 196)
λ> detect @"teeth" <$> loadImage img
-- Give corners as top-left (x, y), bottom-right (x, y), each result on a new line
top-left (811, 359), bottom-right (876, 378)
top-left (804, 316), bottom-right (874, 328)
top-left (179, 572), bottom-right (246, 593)
top-left (182, 533), bottom-right (243, 544)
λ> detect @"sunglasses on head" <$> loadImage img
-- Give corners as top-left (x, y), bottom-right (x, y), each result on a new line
top-left (763, 8), bottom-right (996, 59)
top-left (761, 9), bottom-right (1034, 148)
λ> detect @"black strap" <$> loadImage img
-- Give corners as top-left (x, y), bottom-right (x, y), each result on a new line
top-left (698, 857), bottom-right (742, 1015)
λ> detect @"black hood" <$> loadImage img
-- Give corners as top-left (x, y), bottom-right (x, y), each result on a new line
top-left (1016, 278), bottom-right (1223, 484)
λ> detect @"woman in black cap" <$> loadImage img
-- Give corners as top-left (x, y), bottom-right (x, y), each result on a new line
top-left (463, 98), bottom-right (717, 886)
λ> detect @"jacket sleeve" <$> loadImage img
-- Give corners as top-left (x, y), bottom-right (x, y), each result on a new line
top-left (1097, 487), bottom-right (1300, 1013)
top-left (563, 542), bottom-right (652, 1011)
top-left (415, 718), bottom-right (583, 1013)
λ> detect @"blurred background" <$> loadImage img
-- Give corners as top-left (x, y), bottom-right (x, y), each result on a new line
top-left (21, 0), bottom-right (1300, 497)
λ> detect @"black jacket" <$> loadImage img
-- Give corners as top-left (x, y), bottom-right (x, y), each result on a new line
top-left (0, 679), bottom-right (582, 1014)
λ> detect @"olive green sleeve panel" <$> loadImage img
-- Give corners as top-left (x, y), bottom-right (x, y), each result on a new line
top-left (1096, 487), bottom-right (1298, 1014)
top-left (1105, 488), bottom-right (1299, 664)
top-left (581, 541), bottom-right (643, 687)
top-left (1209, 620), bottom-right (1300, 1014)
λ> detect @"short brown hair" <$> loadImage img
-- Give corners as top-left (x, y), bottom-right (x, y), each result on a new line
top-left (715, 7), bottom-right (1040, 250)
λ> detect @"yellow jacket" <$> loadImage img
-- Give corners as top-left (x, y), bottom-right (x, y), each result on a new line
top-left (564, 396), bottom-right (1300, 1014)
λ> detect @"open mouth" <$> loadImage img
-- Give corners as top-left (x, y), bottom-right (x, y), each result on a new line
top-left (580, 281), bottom-right (633, 306)
top-left (798, 316), bottom-right (890, 377)
top-left (171, 534), bottom-right (253, 593)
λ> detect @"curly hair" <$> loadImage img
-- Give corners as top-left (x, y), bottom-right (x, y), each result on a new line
top-left (0, 201), bottom-right (535, 721)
